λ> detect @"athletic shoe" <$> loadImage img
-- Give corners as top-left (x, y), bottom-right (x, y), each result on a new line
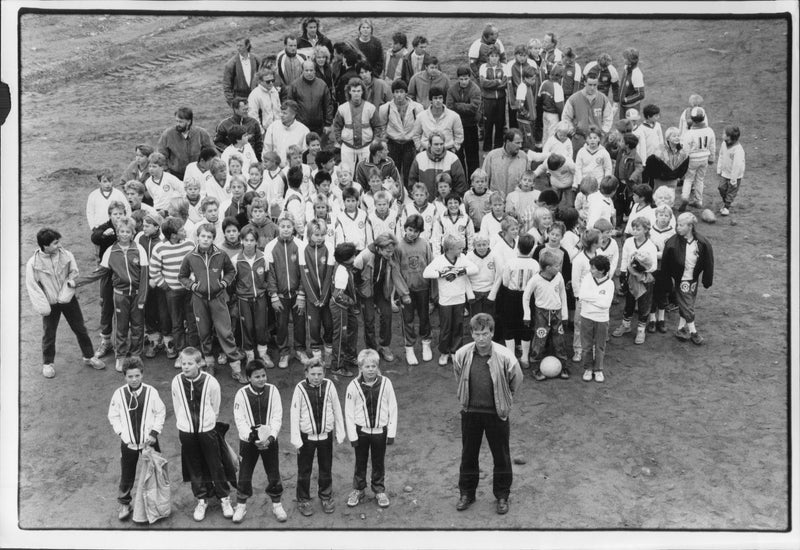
top-left (720, 207), bottom-right (730, 216)
top-left (118, 504), bottom-right (132, 521)
top-left (94, 338), bottom-right (113, 358)
top-left (173, 356), bottom-right (182, 369)
top-left (421, 340), bottom-right (433, 362)
top-left (532, 369), bottom-right (546, 382)
top-left (612, 322), bottom-right (632, 337)
top-left (42, 363), bottom-right (55, 379)
top-left (331, 367), bottom-right (354, 377)
top-left (675, 326), bottom-right (690, 341)
top-left (582, 369), bottom-right (593, 382)
top-left (217, 352), bottom-right (228, 365)
top-left (297, 501), bottom-right (314, 517)
top-left (456, 494), bottom-right (475, 511)
top-left (244, 350), bottom-right (255, 365)
top-left (690, 332), bottom-right (704, 345)
top-left (115, 358), bottom-right (123, 373)
top-left (391, 301), bottom-right (400, 313)
top-left (347, 489), bottom-right (364, 507)
top-left (294, 350), bottom-right (312, 366)
top-left (232, 503), bottom-right (246, 523)
top-left (144, 338), bottom-right (158, 358)
top-left (220, 497), bottom-right (234, 518)
top-left (165, 340), bottom-right (178, 359)
top-left (376, 492), bottom-right (390, 508)
top-left (379, 346), bottom-right (394, 362)
top-left (405, 347), bottom-right (419, 366)
top-left (496, 498), bottom-right (509, 515)
top-left (634, 326), bottom-right (646, 345)
top-left (559, 366), bottom-right (570, 379)
top-left (572, 351), bottom-right (582, 362)
top-left (594, 371), bottom-right (605, 383)
top-left (273, 503), bottom-right (287, 522)
top-left (656, 320), bottom-right (667, 333)
top-left (519, 359), bottom-right (529, 370)
top-left (647, 321), bottom-right (656, 333)
top-left (321, 499), bottom-right (335, 514)
top-left (84, 356), bottom-right (106, 370)
top-left (438, 353), bottom-right (450, 366)
top-left (278, 354), bottom-right (290, 369)
top-left (193, 499), bottom-right (207, 521)
top-left (231, 369), bottom-right (248, 384)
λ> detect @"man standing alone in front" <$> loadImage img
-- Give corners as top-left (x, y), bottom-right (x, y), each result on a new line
top-left (453, 313), bottom-right (523, 515)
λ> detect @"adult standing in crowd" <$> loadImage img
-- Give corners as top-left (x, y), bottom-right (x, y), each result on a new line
top-left (334, 48), bottom-right (361, 105)
top-left (263, 100), bottom-right (309, 166)
top-left (275, 34), bottom-right (306, 97)
top-left (120, 144), bottom-right (154, 186)
top-left (332, 78), bottom-right (382, 171)
top-left (618, 48), bottom-right (645, 117)
top-left (481, 128), bottom-right (528, 198)
top-left (453, 313), bottom-right (523, 515)
top-left (214, 97), bottom-right (263, 160)
top-left (378, 79), bottom-right (424, 187)
top-left (540, 31), bottom-right (563, 78)
top-left (354, 18), bottom-right (384, 78)
top-left (157, 106), bottom-right (214, 180)
top-left (447, 66), bottom-right (482, 179)
top-left (562, 70), bottom-right (614, 155)
top-left (409, 131), bottom-right (467, 197)
top-left (285, 60), bottom-right (334, 139)
top-left (559, 47), bottom-right (582, 100)
top-left (406, 35), bottom-right (429, 76)
top-left (223, 37), bottom-right (261, 107)
top-left (248, 69), bottom-right (282, 140)
top-left (354, 139), bottom-right (401, 189)
top-left (357, 61), bottom-right (392, 107)
top-left (297, 17), bottom-right (333, 58)
top-left (408, 56), bottom-right (450, 110)
top-left (384, 32), bottom-right (413, 84)
top-left (505, 44), bottom-right (534, 130)
top-left (313, 45), bottom-right (335, 93)
top-left (582, 53), bottom-right (619, 103)
top-left (468, 23), bottom-right (506, 81)
top-left (411, 86), bottom-right (463, 154)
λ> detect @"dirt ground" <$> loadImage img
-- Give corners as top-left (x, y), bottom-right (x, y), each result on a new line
top-left (13, 10), bottom-right (791, 535)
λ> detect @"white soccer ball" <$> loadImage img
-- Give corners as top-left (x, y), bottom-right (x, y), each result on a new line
top-left (540, 356), bottom-right (562, 378)
top-left (701, 209), bottom-right (716, 223)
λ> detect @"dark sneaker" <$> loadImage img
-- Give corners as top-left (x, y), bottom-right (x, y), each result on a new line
top-left (297, 501), bottom-right (313, 517)
top-left (321, 499), bottom-right (335, 514)
top-left (496, 498), bottom-right (509, 515)
top-left (456, 495), bottom-right (475, 511)
top-left (675, 326), bottom-right (690, 341)
top-left (690, 332), bottom-right (704, 345)
top-left (331, 367), bottom-right (354, 377)
top-left (559, 366), bottom-right (570, 379)
top-left (656, 320), bottom-right (667, 333)
top-left (647, 321), bottom-right (656, 333)
top-left (532, 369), bottom-right (546, 382)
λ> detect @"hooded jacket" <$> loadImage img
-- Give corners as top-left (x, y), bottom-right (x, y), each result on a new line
top-left (178, 244), bottom-right (235, 300)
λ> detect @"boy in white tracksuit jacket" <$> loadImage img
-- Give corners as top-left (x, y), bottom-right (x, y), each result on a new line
top-left (107, 357), bottom-right (166, 521)
top-left (290, 361), bottom-right (345, 516)
top-left (344, 349), bottom-right (398, 509)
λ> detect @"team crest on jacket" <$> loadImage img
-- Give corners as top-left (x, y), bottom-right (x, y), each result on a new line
top-left (257, 266), bottom-right (265, 275)
top-left (487, 261), bottom-right (495, 271)
top-left (425, 216), bottom-right (433, 224)
top-left (595, 157), bottom-right (604, 165)
top-left (408, 256), bottom-right (420, 269)
top-left (680, 281), bottom-right (690, 292)
top-left (388, 221), bottom-right (396, 229)
top-left (358, 221), bottom-right (365, 229)
top-left (536, 327), bottom-right (548, 338)
top-left (593, 108), bottom-right (601, 118)
top-left (212, 268), bottom-right (220, 273)
top-left (291, 253), bottom-right (297, 262)
top-left (557, 324), bottom-right (564, 335)
top-left (164, 184), bottom-right (171, 192)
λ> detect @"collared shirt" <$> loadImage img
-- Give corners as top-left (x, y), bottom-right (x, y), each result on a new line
top-left (240, 55), bottom-right (252, 86)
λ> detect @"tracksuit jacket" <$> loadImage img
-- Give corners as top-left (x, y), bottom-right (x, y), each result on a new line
top-left (300, 241), bottom-right (334, 305)
top-left (171, 371), bottom-right (220, 433)
top-left (233, 250), bottom-right (269, 299)
top-left (266, 236), bottom-right (304, 300)
top-left (178, 245), bottom-right (235, 300)
top-left (290, 379), bottom-right (345, 448)
top-left (344, 375), bottom-right (398, 440)
top-left (108, 383), bottom-right (166, 450)
top-left (233, 383), bottom-right (282, 442)
top-left (353, 244), bottom-right (411, 300)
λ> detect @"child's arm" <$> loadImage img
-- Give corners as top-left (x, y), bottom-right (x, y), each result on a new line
top-left (178, 254), bottom-right (197, 293)
top-left (465, 219), bottom-right (475, 253)
top-left (521, 276), bottom-right (535, 322)
top-left (329, 384), bottom-right (346, 444)
top-left (731, 145), bottom-right (746, 182)
top-left (232, 388), bottom-right (251, 442)
top-left (268, 386), bottom-right (283, 440)
top-left (487, 265), bottom-right (505, 301)
top-left (559, 274), bottom-right (568, 320)
top-left (573, 151), bottom-right (584, 188)
top-left (344, 381), bottom-right (358, 444)
top-left (385, 378), bottom-right (398, 443)
top-left (149, 389), bottom-right (166, 444)
top-left (107, 390), bottom-right (124, 438)
top-left (135, 244), bottom-right (149, 308)
top-left (289, 385), bottom-right (303, 449)
top-left (422, 255), bottom-right (442, 280)
top-left (461, 257), bottom-right (478, 277)
top-left (148, 247), bottom-right (167, 289)
top-left (208, 376), bottom-right (221, 420)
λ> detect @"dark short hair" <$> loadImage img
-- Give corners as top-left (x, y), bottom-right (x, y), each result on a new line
top-left (222, 216), bottom-right (240, 232)
top-left (538, 188), bottom-right (559, 206)
top-left (392, 32), bottom-right (408, 48)
top-left (444, 192), bottom-right (462, 204)
top-left (391, 79), bottom-right (408, 92)
top-left (403, 213), bottom-right (424, 232)
top-left (623, 134), bottom-right (639, 150)
top-left (287, 166), bottom-right (304, 189)
top-left (227, 125), bottom-right (247, 143)
top-left (355, 60), bottom-right (373, 75)
top-left (456, 65), bottom-right (471, 77)
top-left (599, 176), bottom-right (619, 195)
top-left (423, 55), bottom-right (438, 67)
top-left (122, 356), bottom-right (145, 375)
top-left (342, 186), bottom-right (360, 201)
top-left (231, 96), bottom-right (248, 110)
top-left (724, 125), bottom-right (741, 142)
top-left (284, 32), bottom-right (298, 45)
top-left (555, 206), bottom-right (579, 231)
top-left (314, 170), bottom-right (332, 187)
top-left (245, 359), bottom-right (268, 378)
top-left (36, 228), bottom-right (62, 250)
top-left (334, 242), bottom-right (358, 263)
top-left (316, 150), bottom-right (334, 166)
top-left (589, 253), bottom-right (611, 275)
top-left (469, 313), bottom-right (495, 332)
top-left (504, 128), bottom-right (523, 143)
top-left (175, 106), bottom-right (193, 121)
top-left (517, 233), bottom-right (536, 255)
top-left (161, 216), bottom-right (185, 240)
top-left (428, 86), bottom-right (445, 100)
top-left (547, 153), bottom-right (565, 171)
top-left (199, 146), bottom-right (219, 162)
top-left (642, 104), bottom-right (660, 119)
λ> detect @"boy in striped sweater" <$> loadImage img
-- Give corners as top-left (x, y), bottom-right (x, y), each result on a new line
top-left (136, 212), bottom-right (171, 360)
top-left (149, 217), bottom-right (199, 368)
top-left (290, 360), bottom-right (346, 517)
top-left (107, 357), bottom-right (166, 521)
top-left (171, 347), bottom-right (234, 522)
top-left (344, 349), bottom-right (398, 509)
top-left (231, 360), bottom-right (286, 523)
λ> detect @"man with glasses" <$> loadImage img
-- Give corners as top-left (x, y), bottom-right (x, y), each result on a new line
top-left (248, 69), bottom-right (282, 140)
top-left (452, 313), bottom-right (523, 515)
top-left (562, 69), bottom-right (614, 157)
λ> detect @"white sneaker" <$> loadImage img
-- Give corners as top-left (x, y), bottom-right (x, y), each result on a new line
top-left (720, 207), bottom-right (730, 216)
top-left (312, 349), bottom-right (323, 365)
top-left (232, 503), bottom-right (246, 523)
top-left (376, 492), bottom-right (390, 508)
top-left (347, 489), bottom-right (364, 507)
top-left (294, 350), bottom-right (312, 366)
top-left (42, 364), bottom-right (55, 379)
top-left (572, 351), bottom-right (582, 362)
top-left (405, 347), bottom-right (419, 366)
top-left (582, 369), bottom-right (593, 382)
top-left (438, 353), bottom-right (449, 366)
top-left (244, 350), bottom-right (255, 365)
top-left (273, 502), bottom-right (287, 522)
top-left (421, 340), bottom-right (433, 362)
top-left (594, 371), bottom-right (605, 383)
top-left (115, 358), bottom-right (123, 372)
top-left (217, 352), bottom-right (228, 365)
top-left (173, 356), bottom-right (182, 369)
top-left (220, 496), bottom-right (234, 518)
top-left (278, 354), bottom-right (290, 369)
top-left (193, 499), bottom-right (207, 521)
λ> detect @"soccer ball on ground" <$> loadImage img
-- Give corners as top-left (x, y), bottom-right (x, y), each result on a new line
top-left (701, 209), bottom-right (716, 223)
top-left (540, 356), bottom-right (562, 378)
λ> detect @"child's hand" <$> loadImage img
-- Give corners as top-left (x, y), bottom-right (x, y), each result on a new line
top-left (146, 435), bottom-right (157, 447)
top-left (271, 297), bottom-right (284, 312)
top-left (351, 440), bottom-right (358, 448)
top-left (387, 437), bottom-right (394, 446)
top-left (401, 295), bottom-right (412, 305)
top-left (730, 179), bottom-right (739, 187)
top-left (295, 295), bottom-right (306, 314)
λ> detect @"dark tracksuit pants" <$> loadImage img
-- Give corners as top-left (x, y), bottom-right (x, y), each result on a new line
top-left (296, 433), bottom-right (333, 502)
top-left (363, 292), bottom-right (393, 350)
top-left (118, 440), bottom-right (161, 505)
top-left (276, 294), bottom-right (307, 355)
top-left (459, 411), bottom-right (512, 500)
top-left (236, 439), bottom-right (283, 503)
top-left (387, 139), bottom-right (416, 187)
top-left (456, 126), bottom-right (481, 179)
top-left (353, 427), bottom-right (387, 494)
top-left (469, 291), bottom-right (495, 319)
top-left (165, 287), bottom-right (199, 351)
top-left (438, 303), bottom-right (465, 354)
top-left (238, 295), bottom-right (268, 351)
top-left (718, 177), bottom-right (741, 208)
top-left (330, 302), bottom-right (358, 372)
top-left (99, 273), bottom-right (114, 337)
top-left (530, 307), bottom-right (567, 362)
top-left (179, 430), bottom-right (231, 500)
top-left (114, 291), bottom-right (144, 358)
top-left (623, 281), bottom-right (654, 324)
top-left (307, 301), bottom-right (333, 349)
top-left (482, 97), bottom-right (506, 151)
top-left (144, 286), bottom-right (171, 338)
top-left (401, 289), bottom-right (431, 347)
top-left (41, 297), bottom-right (95, 363)
top-left (191, 293), bottom-right (239, 360)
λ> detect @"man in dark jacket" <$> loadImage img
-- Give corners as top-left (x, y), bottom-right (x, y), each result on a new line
top-left (661, 212), bottom-right (714, 345)
top-left (157, 107), bottom-right (214, 180)
top-left (223, 38), bottom-right (261, 106)
top-left (285, 60), bottom-right (334, 138)
top-left (446, 66), bottom-right (482, 178)
top-left (214, 97), bottom-right (264, 160)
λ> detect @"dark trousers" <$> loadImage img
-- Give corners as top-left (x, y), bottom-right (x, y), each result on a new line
top-left (456, 126), bottom-right (481, 178)
top-left (353, 427), bottom-right (387, 493)
top-left (518, 119), bottom-right (535, 151)
top-left (99, 273), bottom-right (114, 337)
top-left (330, 303), bottom-right (358, 371)
top-left (236, 439), bottom-right (283, 503)
top-left (401, 289), bottom-right (431, 347)
top-left (114, 291), bottom-right (144, 358)
top-left (363, 292), bottom-right (393, 349)
top-left (179, 430), bottom-right (230, 500)
top-left (459, 411), bottom-right (511, 500)
top-left (41, 297), bottom-right (94, 364)
top-left (623, 282), bottom-right (654, 324)
top-left (296, 433), bottom-right (333, 502)
top-left (482, 98), bottom-right (506, 151)
top-left (651, 271), bottom-right (672, 312)
top-left (643, 155), bottom-right (690, 185)
top-left (238, 295), bottom-right (268, 351)
top-left (675, 279), bottom-right (699, 323)
top-left (531, 308), bottom-right (567, 361)
top-left (469, 291), bottom-right (495, 318)
top-left (718, 177), bottom-right (741, 208)
top-left (118, 440), bottom-right (161, 505)
top-left (165, 287), bottom-right (199, 351)
top-left (191, 293), bottom-right (239, 359)
top-left (276, 295), bottom-right (307, 354)
top-left (438, 303), bottom-right (464, 354)
top-left (307, 301), bottom-right (333, 349)
top-left (144, 286), bottom-right (171, 336)
top-left (387, 139), bottom-right (416, 187)
top-left (579, 317), bottom-right (608, 372)
top-left (507, 106), bottom-right (519, 129)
